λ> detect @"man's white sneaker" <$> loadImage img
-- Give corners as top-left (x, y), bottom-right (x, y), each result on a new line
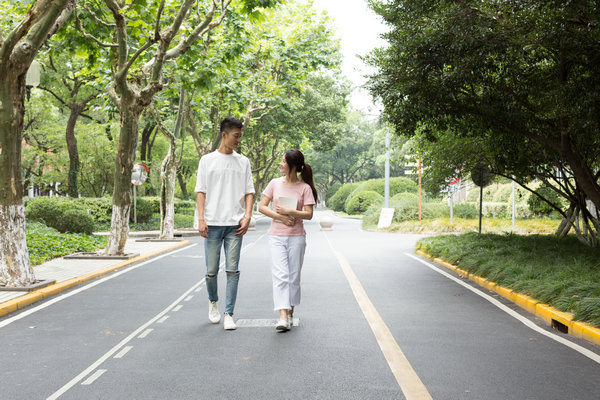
top-left (223, 314), bottom-right (237, 330)
top-left (208, 301), bottom-right (220, 324)
top-left (275, 319), bottom-right (290, 332)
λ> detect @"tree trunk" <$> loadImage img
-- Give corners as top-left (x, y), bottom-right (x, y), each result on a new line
top-left (159, 142), bottom-right (177, 239)
top-left (177, 169), bottom-right (188, 199)
top-left (0, 73), bottom-right (36, 286)
top-left (65, 105), bottom-right (81, 198)
top-left (104, 101), bottom-right (142, 255)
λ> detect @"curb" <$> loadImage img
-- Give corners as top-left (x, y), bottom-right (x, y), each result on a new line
top-left (0, 240), bottom-right (191, 319)
top-left (415, 250), bottom-right (600, 347)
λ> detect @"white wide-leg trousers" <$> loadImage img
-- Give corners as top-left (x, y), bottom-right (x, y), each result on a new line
top-left (268, 235), bottom-right (306, 311)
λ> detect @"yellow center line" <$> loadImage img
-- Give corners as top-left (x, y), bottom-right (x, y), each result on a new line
top-left (326, 237), bottom-right (433, 399)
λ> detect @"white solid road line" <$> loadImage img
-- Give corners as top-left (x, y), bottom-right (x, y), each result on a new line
top-left (0, 243), bottom-right (198, 329)
top-left (405, 253), bottom-right (600, 365)
top-left (47, 235), bottom-right (265, 399)
top-left (46, 278), bottom-right (205, 400)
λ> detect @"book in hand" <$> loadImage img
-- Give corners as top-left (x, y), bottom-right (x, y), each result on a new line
top-left (277, 196), bottom-right (298, 210)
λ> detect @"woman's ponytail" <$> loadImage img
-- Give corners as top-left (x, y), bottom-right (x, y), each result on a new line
top-left (284, 149), bottom-right (318, 203)
top-left (300, 162), bottom-right (318, 204)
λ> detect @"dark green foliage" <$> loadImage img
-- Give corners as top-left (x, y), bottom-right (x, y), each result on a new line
top-left (416, 233), bottom-right (600, 327)
top-left (453, 203), bottom-right (478, 219)
top-left (27, 222), bottom-right (107, 266)
top-left (328, 183), bottom-right (351, 211)
top-left (55, 209), bottom-right (95, 235)
top-left (345, 191), bottom-right (383, 214)
top-left (130, 198), bottom-right (153, 223)
top-left (527, 186), bottom-right (564, 216)
top-left (26, 198), bottom-right (63, 228)
top-left (354, 177), bottom-right (417, 197)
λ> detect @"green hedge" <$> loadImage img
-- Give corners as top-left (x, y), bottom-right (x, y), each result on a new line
top-left (346, 191), bottom-right (383, 214)
top-left (26, 198), bottom-right (95, 234)
top-left (328, 183), bottom-right (351, 211)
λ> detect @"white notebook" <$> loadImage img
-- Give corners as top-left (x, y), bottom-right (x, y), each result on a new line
top-left (277, 196), bottom-right (298, 210)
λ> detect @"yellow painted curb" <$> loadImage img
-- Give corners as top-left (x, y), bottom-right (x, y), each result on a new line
top-left (415, 249), bottom-right (600, 347)
top-left (0, 240), bottom-right (190, 319)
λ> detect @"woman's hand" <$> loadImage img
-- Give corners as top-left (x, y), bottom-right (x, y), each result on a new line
top-left (276, 205), bottom-right (292, 215)
top-left (278, 214), bottom-right (295, 226)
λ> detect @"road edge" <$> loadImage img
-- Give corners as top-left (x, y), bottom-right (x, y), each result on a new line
top-left (415, 250), bottom-right (600, 348)
top-left (0, 240), bottom-right (191, 319)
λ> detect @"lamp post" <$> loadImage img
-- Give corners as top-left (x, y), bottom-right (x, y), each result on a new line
top-left (26, 60), bottom-right (41, 100)
top-left (384, 125), bottom-right (390, 208)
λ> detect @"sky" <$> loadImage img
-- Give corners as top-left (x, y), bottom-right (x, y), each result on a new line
top-left (310, 0), bottom-right (388, 114)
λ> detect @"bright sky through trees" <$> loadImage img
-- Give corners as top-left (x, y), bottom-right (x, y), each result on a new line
top-left (311, 0), bottom-right (386, 113)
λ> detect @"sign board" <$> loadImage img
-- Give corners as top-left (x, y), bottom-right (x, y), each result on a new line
top-left (131, 163), bottom-right (149, 186)
top-left (377, 208), bottom-right (395, 229)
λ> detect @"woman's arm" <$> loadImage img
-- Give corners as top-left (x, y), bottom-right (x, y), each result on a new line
top-left (259, 195), bottom-right (295, 225)
top-left (276, 204), bottom-right (313, 220)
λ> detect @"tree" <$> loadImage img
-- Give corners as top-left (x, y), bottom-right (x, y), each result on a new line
top-left (307, 111), bottom-right (379, 197)
top-left (366, 0), bottom-right (600, 245)
top-left (37, 53), bottom-right (101, 197)
top-left (0, 0), bottom-right (75, 286)
top-left (76, 0), bottom-right (238, 255)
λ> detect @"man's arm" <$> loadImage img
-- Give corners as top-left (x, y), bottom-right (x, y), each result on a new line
top-left (235, 193), bottom-right (254, 236)
top-left (196, 192), bottom-right (208, 238)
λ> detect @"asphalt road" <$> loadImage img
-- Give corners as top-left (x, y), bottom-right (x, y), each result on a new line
top-left (1, 211), bottom-right (599, 400)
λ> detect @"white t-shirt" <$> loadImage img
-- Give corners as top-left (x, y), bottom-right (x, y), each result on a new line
top-left (195, 150), bottom-right (255, 226)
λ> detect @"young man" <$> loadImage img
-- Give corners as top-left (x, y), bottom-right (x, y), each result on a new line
top-left (195, 117), bottom-right (255, 330)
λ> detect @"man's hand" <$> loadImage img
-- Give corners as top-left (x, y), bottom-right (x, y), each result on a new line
top-left (198, 219), bottom-right (208, 238)
top-left (235, 216), bottom-right (251, 236)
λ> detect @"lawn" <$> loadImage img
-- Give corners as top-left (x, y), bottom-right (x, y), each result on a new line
top-left (416, 232), bottom-right (600, 327)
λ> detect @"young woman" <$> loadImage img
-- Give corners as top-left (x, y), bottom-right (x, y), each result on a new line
top-left (259, 149), bottom-right (317, 332)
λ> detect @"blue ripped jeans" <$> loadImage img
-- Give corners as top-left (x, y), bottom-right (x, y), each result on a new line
top-left (204, 225), bottom-right (242, 316)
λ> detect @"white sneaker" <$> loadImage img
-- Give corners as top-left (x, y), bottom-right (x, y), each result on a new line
top-left (275, 319), bottom-right (290, 332)
top-left (224, 314), bottom-right (237, 330)
top-left (288, 315), bottom-right (294, 327)
top-left (208, 301), bottom-right (220, 324)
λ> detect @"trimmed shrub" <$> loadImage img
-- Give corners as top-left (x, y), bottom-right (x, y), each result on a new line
top-left (26, 197), bottom-right (97, 234)
top-left (26, 197), bottom-right (64, 228)
top-left (328, 183), bottom-right (351, 211)
top-left (527, 186), bottom-right (564, 216)
top-left (326, 183), bottom-right (342, 204)
top-left (175, 199), bottom-right (196, 215)
top-left (55, 209), bottom-right (95, 234)
top-left (354, 177), bottom-right (417, 197)
top-left (130, 197), bottom-right (153, 223)
top-left (346, 190), bottom-right (383, 214)
top-left (73, 197), bottom-right (113, 225)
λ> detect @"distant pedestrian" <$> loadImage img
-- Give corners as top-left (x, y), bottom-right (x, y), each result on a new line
top-left (258, 149), bottom-right (317, 332)
top-left (195, 117), bottom-right (255, 330)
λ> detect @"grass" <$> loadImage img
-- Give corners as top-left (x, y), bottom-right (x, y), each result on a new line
top-left (27, 222), bottom-right (108, 266)
top-left (416, 232), bottom-right (600, 327)
top-left (363, 217), bottom-right (559, 235)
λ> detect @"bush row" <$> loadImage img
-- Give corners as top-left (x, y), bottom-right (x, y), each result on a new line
top-left (328, 177), bottom-right (418, 214)
top-left (25, 196), bottom-right (196, 233)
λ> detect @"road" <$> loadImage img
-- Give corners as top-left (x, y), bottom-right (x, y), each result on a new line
top-left (1, 211), bottom-right (599, 399)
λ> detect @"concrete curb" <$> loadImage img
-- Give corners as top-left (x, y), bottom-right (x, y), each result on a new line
top-left (415, 250), bottom-right (600, 347)
top-left (0, 240), bottom-right (191, 319)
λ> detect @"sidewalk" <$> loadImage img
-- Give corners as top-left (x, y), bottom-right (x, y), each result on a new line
top-left (0, 238), bottom-right (191, 318)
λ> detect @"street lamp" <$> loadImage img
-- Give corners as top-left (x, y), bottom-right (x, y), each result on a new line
top-left (26, 60), bottom-right (41, 100)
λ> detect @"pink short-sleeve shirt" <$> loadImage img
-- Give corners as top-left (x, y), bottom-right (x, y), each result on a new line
top-left (262, 177), bottom-right (316, 236)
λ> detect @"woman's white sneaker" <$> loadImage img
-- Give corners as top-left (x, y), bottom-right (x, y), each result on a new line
top-left (275, 319), bottom-right (290, 331)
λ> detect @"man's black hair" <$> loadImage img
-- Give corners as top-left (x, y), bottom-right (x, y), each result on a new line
top-left (220, 117), bottom-right (243, 133)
